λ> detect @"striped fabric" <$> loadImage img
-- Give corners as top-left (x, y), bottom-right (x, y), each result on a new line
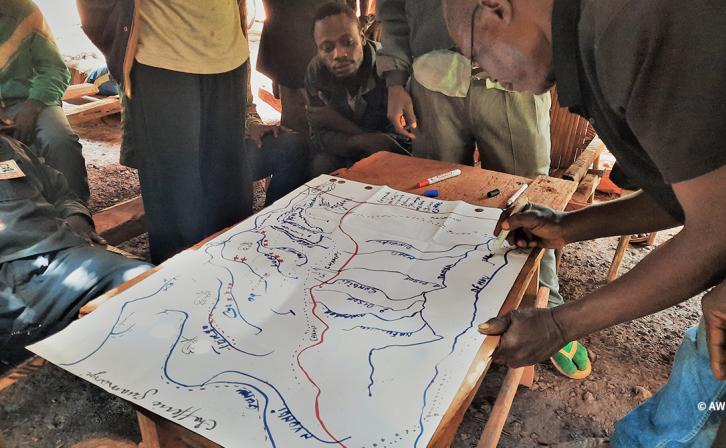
top-left (0, 0), bottom-right (69, 107)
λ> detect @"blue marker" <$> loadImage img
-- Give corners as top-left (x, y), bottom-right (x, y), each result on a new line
top-left (423, 189), bottom-right (439, 198)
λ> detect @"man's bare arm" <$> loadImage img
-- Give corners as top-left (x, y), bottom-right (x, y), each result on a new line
top-left (557, 165), bottom-right (726, 342)
top-left (486, 165), bottom-right (726, 367)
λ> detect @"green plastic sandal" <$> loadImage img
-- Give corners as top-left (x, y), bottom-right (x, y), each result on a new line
top-left (550, 341), bottom-right (592, 380)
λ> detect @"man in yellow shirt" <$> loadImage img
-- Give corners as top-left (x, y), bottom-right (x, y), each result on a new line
top-left (77, 0), bottom-right (252, 264)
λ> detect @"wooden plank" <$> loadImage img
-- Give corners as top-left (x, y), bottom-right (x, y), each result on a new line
top-left (62, 83), bottom-right (99, 101)
top-left (66, 96), bottom-right (121, 127)
top-left (257, 87), bottom-right (282, 113)
top-left (0, 356), bottom-right (46, 392)
top-left (332, 151), bottom-right (578, 212)
top-left (562, 148), bottom-right (599, 184)
top-left (569, 173), bottom-right (600, 205)
top-left (527, 175), bottom-right (578, 213)
top-left (93, 196), bottom-right (146, 246)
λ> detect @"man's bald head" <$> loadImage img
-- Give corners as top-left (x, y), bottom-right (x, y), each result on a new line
top-left (442, 0), bottom-right (556, 94)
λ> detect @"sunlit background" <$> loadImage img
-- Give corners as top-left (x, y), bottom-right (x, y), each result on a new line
top-left (35, 0), bottom-right (279, 122)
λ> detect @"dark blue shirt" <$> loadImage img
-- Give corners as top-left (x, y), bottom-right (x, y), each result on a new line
top-left (552, 0), bottom-right (726, 222)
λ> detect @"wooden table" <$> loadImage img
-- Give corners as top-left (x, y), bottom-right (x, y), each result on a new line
top-left (82, 152), bottom-right (577, 448)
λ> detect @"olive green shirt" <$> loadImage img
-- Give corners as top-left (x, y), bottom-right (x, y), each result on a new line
top-left (0, 136), bottom-right (90, 264)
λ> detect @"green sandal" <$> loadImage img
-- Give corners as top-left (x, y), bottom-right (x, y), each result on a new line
top-left (550, 341), bottom-right (592, 380)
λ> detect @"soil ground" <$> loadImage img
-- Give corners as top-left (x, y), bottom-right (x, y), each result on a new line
top-left (0, 6), bottom-right (701, 442)
top-left (0, 119), bottom-right (700, 447)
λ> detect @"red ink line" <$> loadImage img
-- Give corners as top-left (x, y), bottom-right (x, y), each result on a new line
top-left (295, 205), bottom-right (362, 447)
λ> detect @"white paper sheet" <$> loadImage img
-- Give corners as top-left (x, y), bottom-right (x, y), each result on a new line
top-left (29, 175), bottom-right (529, 447)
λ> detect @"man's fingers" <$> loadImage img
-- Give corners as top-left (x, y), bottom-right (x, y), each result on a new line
top-left (478, 315), bottom-right (511, 335)
top-left (391, 114), bottom-right (414, 139)
top-left (403, 103), bottom-right (418, 130)
top-left (251, 134), bottom-right (263, 147)
top-left (89, 231), bottom-right (107, 246)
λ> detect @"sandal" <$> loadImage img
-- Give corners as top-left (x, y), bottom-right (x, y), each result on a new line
top-left (629, 233), bottom-right (649, 245)
top-left (550, 341), bottom-right (592, 380)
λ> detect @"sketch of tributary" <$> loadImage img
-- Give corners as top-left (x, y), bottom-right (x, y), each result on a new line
top-left (30, 175), bottom-right (528, 447)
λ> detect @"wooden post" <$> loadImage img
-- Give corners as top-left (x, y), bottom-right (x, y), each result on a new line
top-left (646, 232), bottom-right (658, 246)
top-left (477, 367), bottom-right (524, 448)
top-left (477, 285), bottom-right (551, 448)
top-left (608, 235), bottom-right (631, 282)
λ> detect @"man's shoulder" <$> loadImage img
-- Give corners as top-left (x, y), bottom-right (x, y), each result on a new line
top-left (2, 0), bottom-right (38, 21)
top-left (583, 0), bottom-right (719, 42)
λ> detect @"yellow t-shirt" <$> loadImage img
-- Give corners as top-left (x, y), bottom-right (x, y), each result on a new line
top-left (135, 0), bottom-right (249, 74)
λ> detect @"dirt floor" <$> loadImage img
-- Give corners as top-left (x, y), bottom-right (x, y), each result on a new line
top-left (0, 121), bottom-right (700, 447)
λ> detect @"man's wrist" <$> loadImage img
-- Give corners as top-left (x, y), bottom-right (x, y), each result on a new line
top-left (559, 210), bottom-right (585, 245)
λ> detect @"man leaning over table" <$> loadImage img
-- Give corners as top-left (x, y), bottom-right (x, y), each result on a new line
top-left (443, 0), bottom-right (725, 445)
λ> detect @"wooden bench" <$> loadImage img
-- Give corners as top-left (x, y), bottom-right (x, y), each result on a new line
top-left (63, 82), bottom-right (122, 127)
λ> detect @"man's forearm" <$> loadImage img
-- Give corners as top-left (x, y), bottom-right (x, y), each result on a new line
top-left (555, 224), bottom-right (726, 343)
top-left (562, 190), bottom-right (680, 244)
top-left (319, 114), bottom-right (363, 135)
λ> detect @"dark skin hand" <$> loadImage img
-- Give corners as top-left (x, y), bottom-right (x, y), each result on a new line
top-left (248, 122), bottom-right (286, 148)
top-left (306, 104), bottom-right (363, 135)
top-left (0, 99), bottom-right (45, 144)
top-left (65, 214), bottom-right (107, 246)
top-left (703, 281), bottom-right (726, 380)
top-left (386, 85), bottom-right (417, 140)
top-left (480, 165), bottom-right (726, 368)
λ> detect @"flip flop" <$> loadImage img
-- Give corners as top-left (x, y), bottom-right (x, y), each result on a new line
top-left (629, 233), bottom-right (649, 245)
top-left (550, 341), bottom-right (592, 380)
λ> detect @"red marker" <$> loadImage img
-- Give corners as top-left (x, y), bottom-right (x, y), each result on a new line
top-left (416, 169), bottom-right (462, 188)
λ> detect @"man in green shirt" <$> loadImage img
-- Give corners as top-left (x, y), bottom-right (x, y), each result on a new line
top-left (0, 0), bottom-right (88, 203)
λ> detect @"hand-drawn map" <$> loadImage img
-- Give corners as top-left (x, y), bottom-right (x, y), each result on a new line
top-left (29, 175), bottom-right (529, 447)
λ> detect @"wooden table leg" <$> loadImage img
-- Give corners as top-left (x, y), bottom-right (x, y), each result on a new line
top-left (477, 366), bottom-right (525, 448)
top-left (607, 234), bottom-right (631, 282)
top-left (477, 280), bottom-right (550, 446)
top-left (646, 232), bottom-right (658, 246)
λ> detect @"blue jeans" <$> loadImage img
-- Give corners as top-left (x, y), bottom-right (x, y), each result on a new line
top-left (0, 246), bottom-right (151, 352)
top-left (612, 322), bottom-right (726, 447)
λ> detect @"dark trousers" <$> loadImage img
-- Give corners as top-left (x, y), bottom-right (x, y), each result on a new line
top-left (128, 63), bottom-right (252, 264)
top-left (0, 246), bottom-right (151, 352)
top-left (248, 131), bottom-right (309, 205)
